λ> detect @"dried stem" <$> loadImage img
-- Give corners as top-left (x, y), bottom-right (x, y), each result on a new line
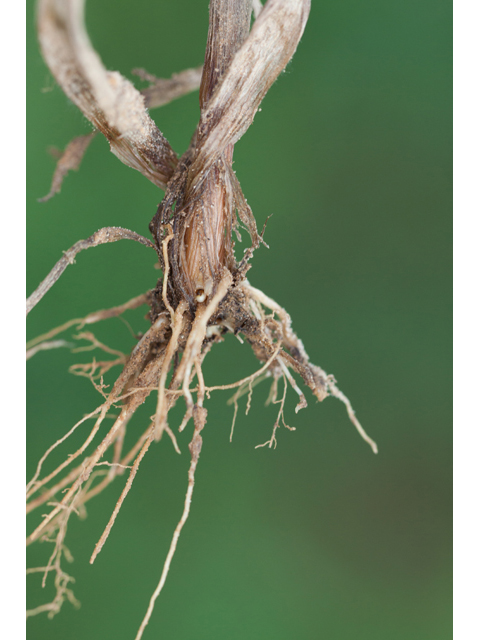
top-left (26, 227), bottom-right (154, 315)
top-left (37, 0), bottom-right (178, 188)
top-left (190, 0), bottom-right (311, 184)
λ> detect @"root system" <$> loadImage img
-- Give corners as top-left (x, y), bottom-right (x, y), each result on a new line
top-left (27, 1), bottom-right (377, 637)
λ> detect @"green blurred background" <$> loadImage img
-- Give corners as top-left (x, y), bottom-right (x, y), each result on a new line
top-left (27, 1), bottom-right (451, 638)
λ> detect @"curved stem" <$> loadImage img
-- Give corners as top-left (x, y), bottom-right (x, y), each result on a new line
top-left (27, 227), bottom-right (154, 315)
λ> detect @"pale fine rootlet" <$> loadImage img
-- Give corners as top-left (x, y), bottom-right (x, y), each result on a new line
top-left (26, 1), bottom-right (377, 637)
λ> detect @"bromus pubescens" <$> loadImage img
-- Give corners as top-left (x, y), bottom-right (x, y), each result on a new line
top-left (27, 2), bottom-right (377, 636)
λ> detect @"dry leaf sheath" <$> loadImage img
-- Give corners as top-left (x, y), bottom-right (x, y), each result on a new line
top-left (27, 0), bottom-right (377, 636)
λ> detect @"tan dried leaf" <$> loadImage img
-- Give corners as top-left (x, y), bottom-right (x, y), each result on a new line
top-left (190, 0), bottom-right (311, 184)
top-left (37, 0), bottom-right (178, 190)
top-left (199, 0), bottom-right (252, 109)
top-left (38, 132), bottom-right (95, 202)
top-left (138, 66), bottom-right (204, 110)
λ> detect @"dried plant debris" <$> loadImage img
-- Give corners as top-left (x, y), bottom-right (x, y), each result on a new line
top-left (27, 0), bottom-right (377, 636)
top-left (38, 132), bottom-right (96, 202)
